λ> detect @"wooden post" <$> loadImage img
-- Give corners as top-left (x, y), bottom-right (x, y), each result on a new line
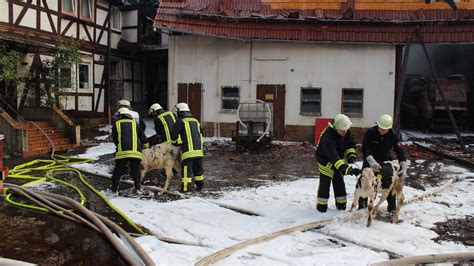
top-left (393, 36), bottom-right (412, 138)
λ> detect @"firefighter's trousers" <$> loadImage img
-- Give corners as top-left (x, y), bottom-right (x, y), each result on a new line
top-left (181, 157), bottom-right (204, 192)
top-left (316, 168), bottom-right (347, 212)
top-left (112, 158), bottom-right (141, 191)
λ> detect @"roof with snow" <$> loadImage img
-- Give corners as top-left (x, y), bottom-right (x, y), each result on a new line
top-left (154, 0), bottom-right (474, 43)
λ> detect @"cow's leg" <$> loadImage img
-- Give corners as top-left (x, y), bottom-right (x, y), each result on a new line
top-left (163, 163), bottom-right (174, 192)
top-left (372, 190), bottom-right (389, 218)
top-left (139, 163), bottom-right (147, 183)
top-left (350, 190), bottom-right (360, 212)
top-left (367, 188), bottom-right (376, 227)
top-left (392, 189), bottom-right (404, 224)
top-left (173, 159), bottom-right (182, 177)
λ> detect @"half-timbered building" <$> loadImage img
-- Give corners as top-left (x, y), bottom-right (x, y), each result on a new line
top-left (0, 0), bottom-right (165, 157)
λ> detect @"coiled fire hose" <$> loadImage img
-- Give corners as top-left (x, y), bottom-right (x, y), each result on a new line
top-left (4, 156), bottom-right (154, 265)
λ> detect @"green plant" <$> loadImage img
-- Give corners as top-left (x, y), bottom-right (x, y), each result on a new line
top-left (42, 39), bottom-right (81, 107)
top-left (0, 43), bottom-right (19, 86)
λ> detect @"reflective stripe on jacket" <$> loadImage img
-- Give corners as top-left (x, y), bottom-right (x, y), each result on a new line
top-left (315, 121), bottom-right (356, 176)
top-left (173, 117), bottom-right (203, 160)
top-left (154, 111), bottom-right (182, 145)
top-left (112, 118), bottom-right (149, 160)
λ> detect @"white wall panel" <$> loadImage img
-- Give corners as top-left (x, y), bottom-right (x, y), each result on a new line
top-left (0, 2), bottom-right (8, 22)
top-left (61, 96), bottom-right (76, 110)
top-left (94, 64), bottom-right (104, 84)
top-left (40, 12), bottom-right (53, 33)
top-left (94, 88), bottom-right (104, 112)
top-left (45, 0), bottom-right (58, 11)
top-left (170, 35), bottom-right (397, 128)
top-left (122, 10), bottom-right (137, 27)
top-left (78, 96), bottom-right (93, 111)
top-left (17, 7), bottom-right (36, 28)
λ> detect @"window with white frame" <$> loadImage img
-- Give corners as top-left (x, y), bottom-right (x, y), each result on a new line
top-left (62, 0), bottom-right (76, 14)
top-left (221, 86), bottom-right (240, 111)
top-left (81, 0), bottom-right (92, 18)
top-left (79, 63), bottom-right (91, 90)
top-left (300, 87), bottom-right (321, 115)
top-left (111, 7), bottom-right (121, 31)
top-left (342, 88), bottom-right (364, 116)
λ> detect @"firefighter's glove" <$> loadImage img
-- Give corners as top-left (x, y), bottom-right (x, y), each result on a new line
top-left (348, 167), bottom-right (361, 176)
top-left (347, 156), bottom-right (356, 164)
top-left (398, 161), bottom-right (408, 181)
top-left (366, 155), bottom-right (381, 172)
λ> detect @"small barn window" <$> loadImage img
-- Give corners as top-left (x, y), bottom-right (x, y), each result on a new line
top-left (111, 7), bottom-right (121, 31)
top-left (79, 63), bottom-right (90, 90)
top-left (62, 0), bottom-right (76, 15)
top-left (300, 87), bottom-right (321, 115)
top-left (342, 88), bottom-right (363, 116)
top-left (221, 86), bottom-right (240, 112)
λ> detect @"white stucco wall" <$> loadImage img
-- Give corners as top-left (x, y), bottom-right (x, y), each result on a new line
top-left (169, 35), bottom-right (397, 129)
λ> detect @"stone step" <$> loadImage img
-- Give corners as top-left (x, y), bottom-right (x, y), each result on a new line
top-left (28, 133), bottom-right (65, 142)
top-left (22, 144), bottom-right (79, 158)
top-left (28, 139), bottom-right (72, 150)
top-left (27, 127), bottom-right (64, 136)
top-left (19, 121), bottom-right (51, 129)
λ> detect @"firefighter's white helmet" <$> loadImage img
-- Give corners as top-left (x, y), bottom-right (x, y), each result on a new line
top-left (175, 102), bottom-right (190, 112)
top-left (117, 107), bottom-right (131, 116)
top-left (148, 103), bottom-right (163, 114)
top-left (334, 113), bottom-right (353, 131)
top-left (377, 114), bottom-right (393, 129)
top-left (117, 99), bottom-right (131, 108)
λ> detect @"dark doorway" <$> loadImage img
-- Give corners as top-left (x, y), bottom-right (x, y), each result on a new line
top-left (143, 50), bottom-right (168, 110)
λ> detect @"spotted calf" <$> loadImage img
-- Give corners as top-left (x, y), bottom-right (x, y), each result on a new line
top-left (140, 144), bottom-right (182, 192)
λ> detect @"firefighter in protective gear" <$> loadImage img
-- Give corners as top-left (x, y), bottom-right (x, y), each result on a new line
top-left (315, 114), bottom-right (360, 213)
top-left (148, 103), bottom-right (182, 146)
top-left (171, 102), bottom-right (204, 192)
top-left (113, 99), bottom-right (146, 131)
top-left (111, 107), bottom-right (150, 193)
top-left (359, 114), bottom-right (407, 211)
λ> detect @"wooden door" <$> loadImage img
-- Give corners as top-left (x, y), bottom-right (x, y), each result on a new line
top-left (177, 83), bottom-right (202, 121)
top-left (257, 84), bottom-right (286, 139)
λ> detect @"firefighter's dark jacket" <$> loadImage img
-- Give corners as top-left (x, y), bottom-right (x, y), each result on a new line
top-left (171, 113), bottom-right (203, 160)
top-left (315, 122), bottom-right (357, 177)
top-left (112, 117), bottom-right (149, 160)
top-left (153, 111), bottom-right (181, 145)
top-left (362, 126), bottom-right (406, 164)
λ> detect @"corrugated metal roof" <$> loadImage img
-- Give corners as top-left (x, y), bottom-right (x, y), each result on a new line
top-left (154, 0), bottom-right (474, 43)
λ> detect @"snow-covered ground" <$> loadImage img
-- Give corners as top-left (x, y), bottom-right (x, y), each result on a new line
top-left (74, 134), bottom-right (474, 265)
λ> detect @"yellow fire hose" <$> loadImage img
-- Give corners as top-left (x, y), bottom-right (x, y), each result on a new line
top-left (4, 155), bottom-right (146, 235)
